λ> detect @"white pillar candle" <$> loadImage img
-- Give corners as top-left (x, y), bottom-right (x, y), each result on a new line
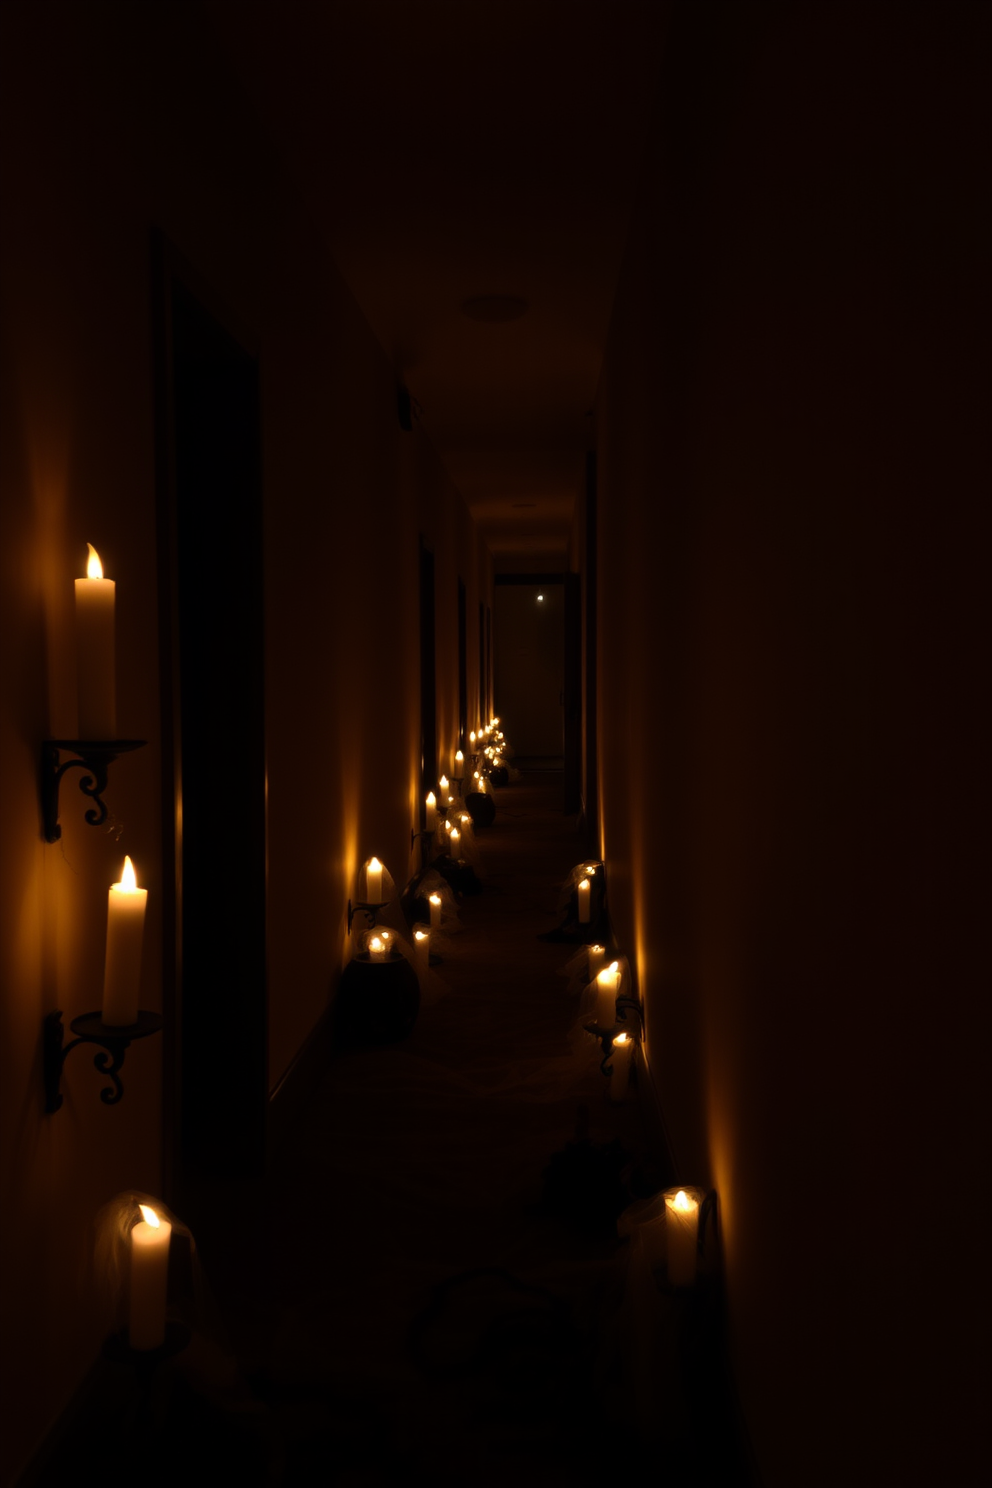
top-left (368, 934), bottom-right (387, 962)
top-left (428, 893), bottom-right (442, 928)
top-left (454, 750), bottom-right (464, 774)
top-left (609, 1032), bottom-right (634, 1101)
top-left (425, 792), bottom-right (437, 830)
top-left (439, 774), bottom-right (449, 800)
top-left (365, 857), bottom-right (383, 904)
top-left (449, 827), bottom-right (461, 851)
top-left (414, 927), bottom-right (430, 972)
top-left (665, 1189), bottom-right (700, 1286)
top-left (129, 1204), bottom-right (171, 1350)
top-left (103, 856), bottom-right (147, 1027)
top-left (594, 960), bottom-right (621, 1028)
top-left (577, 877), bottom-right (591, 924)
top-left (588, 943), bottom-right (606, 980)
top-left (75, 543), bottom-right (116, 739)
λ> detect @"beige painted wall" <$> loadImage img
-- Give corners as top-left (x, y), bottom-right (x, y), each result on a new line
top-left (0, 5), bottom-right (490, 1481)
top-left (592, 4), bottom-right (989, 1485)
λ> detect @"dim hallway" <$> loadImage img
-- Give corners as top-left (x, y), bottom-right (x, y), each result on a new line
top-left (30, 774), bottom-right (747, 1488)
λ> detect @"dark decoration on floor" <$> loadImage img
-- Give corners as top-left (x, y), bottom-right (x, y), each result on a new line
top-left (334, 952), bottom-right (420, 1044)
top-left (540, 1108), bottom-right (632, 1237)
top-left (464, 790), bottom-right (496, 827)
top-left (434, 854), bottom-right (483, 895)
top-left (488, 764), bottom-right (509, 787)
top-left (44, 1008), bottom-right (163, 1113)
top-left (40, 738), bottom-right (146, 843)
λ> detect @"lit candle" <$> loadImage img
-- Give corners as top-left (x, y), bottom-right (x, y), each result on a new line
top-left (426, 792), bottom-right (437, 830)
top-left (665, 1189), bottom-right (700, 1286)
top-left (449, 827), bottom-right (461, 851)
top-left (588, 943), bottom-right (606, 980)
top-left (469, 731), bottom-right (476, 747)
top-left (129, 1203), bottom-right (171, 1350)
top-left (609, 1032), bottom-right (634, 1101)
top-left (454, 750), bottom-right (464, 773)
top-left (365, 857), bottom-right (383, 904)
top-left (577, 876), bottom-right (591, 924)
top-left (103, 855), bottom-right (147, 1027)
top-left (439, 774), bottom-right (449, 799)
top-left (368, 934), bottom-right (387, 962)
top-left (595, 960), bottom-right (621, 1027)
top-left (75, 543), bottom-right (116, 739)
top-left (414, 927), bottom-right (430, 972)
top-left (428, 892), bottom-right (442, 928)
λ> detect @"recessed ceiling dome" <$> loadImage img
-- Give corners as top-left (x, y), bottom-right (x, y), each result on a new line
top-left (461, 295), bottom-right (528, 323)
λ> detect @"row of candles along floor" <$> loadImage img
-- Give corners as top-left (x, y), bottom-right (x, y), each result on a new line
top-left (122, 1187), bottom-right (705, 1352)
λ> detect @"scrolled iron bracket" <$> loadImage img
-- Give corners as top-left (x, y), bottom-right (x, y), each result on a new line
top-left (44, 1009), bottom-right (163, 1114)
top-left (347, 899), bottom-right (388, 935)
top-left (40, 739), bottom-right (146, 843)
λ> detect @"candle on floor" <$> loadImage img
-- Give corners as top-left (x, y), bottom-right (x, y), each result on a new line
top-left (414, 927), bottom-right (430, 972)
top-left (588, 943), bottom-right (606, 980)
top-left (665, 1189), bottom-right (700, 1286)
top-left (368, 934), bottom-right (387, 962)
top-left (577, 876), bottom-right (591, 924)
top-left (75, 543), bottom-right (116, 738)
top-left (609, 1032), bottom-right (634, 1101)
top-left (365, 857), bottom-right (383, 904)
top-left (594, 960), bottom-right (621, 1027)
top-left (103, 855), bottom-right (147, 1027)
top-left (428, 892), bottom-right (442, 928)
top-left (129, 1204), bottom-right (171, 1350)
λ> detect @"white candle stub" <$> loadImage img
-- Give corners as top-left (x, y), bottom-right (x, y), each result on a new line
top-left (103, 855), bottom-right (147, 1027)
top-left (588, 943), bottom-right (606, 981)
top-left (129, 1203), bottom-right (172, 1350)
top-left (609, 1031), bottom-right (634, 1101)
top-left (577, 876), bottom-right (591, 924)
top-left (428, 893), bottom-right (442, 929)
top-left (75, 542), bottom-right (116, 738)
top-left (368, 934), bottom-right (387, 962)
top-left (414, 927), bottom-right (430, 971)
top-left (595, 960), bottom-right (621, 1028)
top-left (665, 1189), bottom-right (700, 1287)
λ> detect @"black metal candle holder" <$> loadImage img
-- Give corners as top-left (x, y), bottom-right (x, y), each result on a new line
top-left (44, 1008), bottom-right (163, 1113)
top-left (40, 739), bottom-right (146, 843)
top-left (347, 898), bottom-right (389, 934)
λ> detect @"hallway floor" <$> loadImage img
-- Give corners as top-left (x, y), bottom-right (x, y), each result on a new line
top-left (34, 774), bottom-right (752, 1487)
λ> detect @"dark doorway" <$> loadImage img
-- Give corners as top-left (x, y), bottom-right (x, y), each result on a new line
top-left (153, 239), bottom-right (268, 1185)
top-left (457, 578), bottom-right (467, 747)
top-left (419, 538), bottom-right (437, 816)
top-left (478, 600), bottom-right (486, 725)
top-left (584, 452), bottom-right (599, 841)
top-left (494, 576), bottom-right (566, 784)
top-left (564, 572), bottom-right (581, 814)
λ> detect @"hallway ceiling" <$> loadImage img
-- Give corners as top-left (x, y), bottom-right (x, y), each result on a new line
top-left (205, 0), bottom-right (671, 558)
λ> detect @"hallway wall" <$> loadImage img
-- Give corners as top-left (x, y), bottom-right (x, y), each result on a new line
top-left (593, 4), bottom-right (988, 1485)
top-left (0, 4), bottom-right (489, 1481)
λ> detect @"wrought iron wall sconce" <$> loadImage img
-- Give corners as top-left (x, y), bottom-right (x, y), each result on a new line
top-left (44, 1008), bottom-right (163, 1113)
top-left (41, 738), bottom-right (146, 843)
top-left (347, 897), bottom-right (388, 934)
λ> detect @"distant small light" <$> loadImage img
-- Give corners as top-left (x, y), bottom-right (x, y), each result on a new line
top-left (537, 594), bottom-right (544, 602)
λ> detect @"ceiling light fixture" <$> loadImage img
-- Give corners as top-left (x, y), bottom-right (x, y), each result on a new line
top-left (461, 295), bottom-right (528, 324)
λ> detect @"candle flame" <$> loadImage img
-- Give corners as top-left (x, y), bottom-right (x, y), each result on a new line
top-left (429, 893), bottom-right (441, 905)
top-left (119, 856), bottom-right (138, 892)
top-left (369, 936), bottom-right (384, 953)
top-left (455, 750), bottom-right (464, 762)
top-left (674, 1190), bottom-right (692, 1212)
top-left (138, 1204), bottom-right (160, 1228)
top-left (614, 1032), bottom-right (631, 1046)
top-left (592, 944), bottom-right (604, 954)
top-left (414, 930), bottom-right (428, 943)
top-left (85, 542), bottom-right (104, 579)
top-left (597, 967), bottom-right (614, 986)
top-left (368, 856), bottom-right (382, 872)
top-left (470, 732), bottom-right (476, 743)
top-left (439, 775), bottom-right (449, 790)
